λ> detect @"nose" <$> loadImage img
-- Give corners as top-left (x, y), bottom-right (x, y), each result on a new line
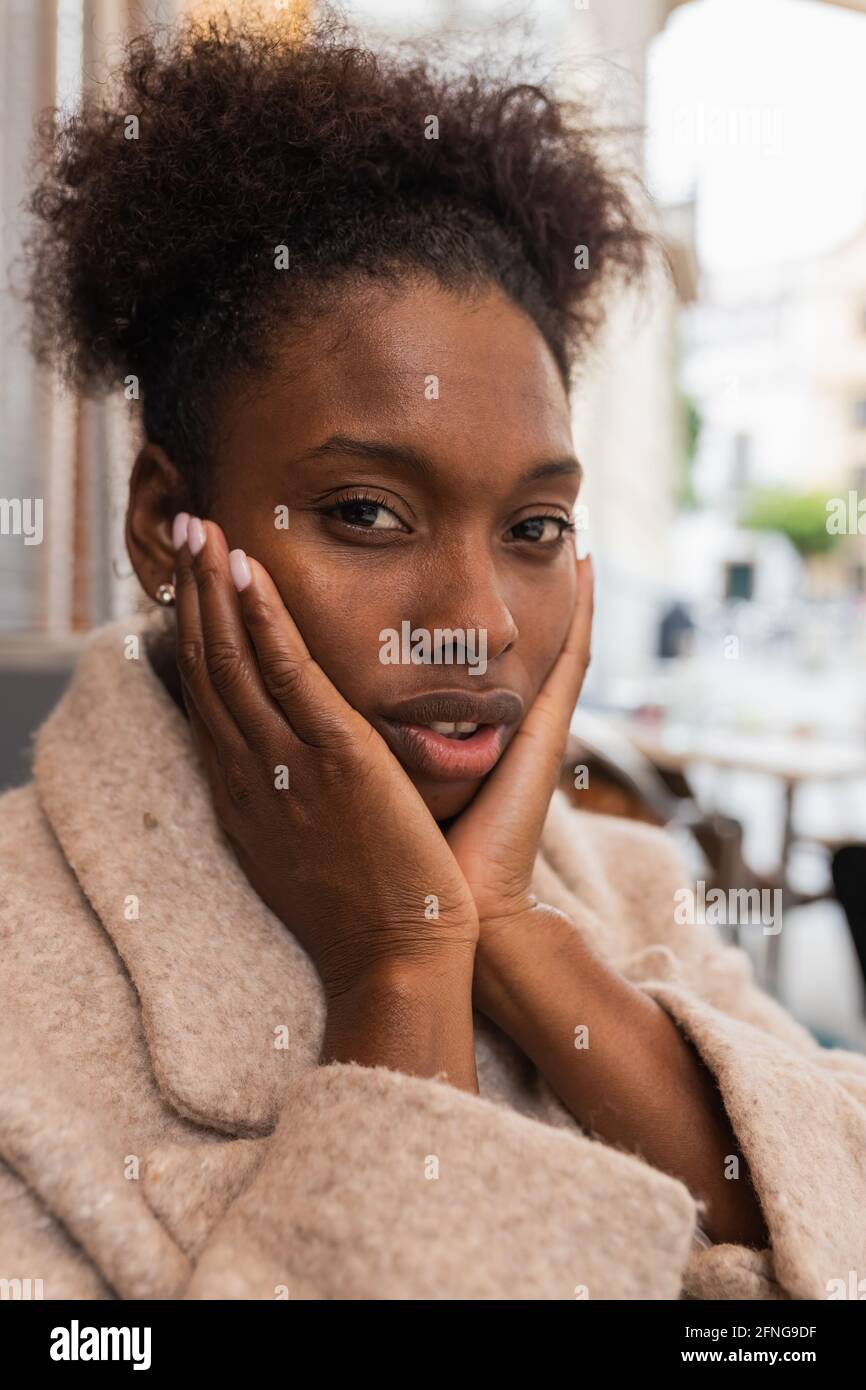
top-left (415, 542), bottom-right (519, 667)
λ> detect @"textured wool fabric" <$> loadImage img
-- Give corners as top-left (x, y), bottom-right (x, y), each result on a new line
top-left (1, 607), bottom-right (865, 1300)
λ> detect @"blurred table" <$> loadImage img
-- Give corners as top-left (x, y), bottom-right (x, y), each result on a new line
top-left (611, 719), bottom-right (866, 988)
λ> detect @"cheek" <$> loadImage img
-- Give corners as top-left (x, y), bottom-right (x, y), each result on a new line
top-left (512, 564), bottom-right (577, 695)
top-left (252, 540), bottom-right (395, 707)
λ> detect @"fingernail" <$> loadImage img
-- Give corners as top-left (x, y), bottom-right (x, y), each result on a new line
top-left (172, 512), bottom-right (190, 550)
top-left (229, 548), bottom-right (251, 592)
top-left (575, 525), bottom-right (591, 561)
top-left (188, 516), bottom-right (206, 556)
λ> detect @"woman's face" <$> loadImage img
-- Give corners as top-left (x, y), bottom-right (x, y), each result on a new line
top-left (186, 277), bottom-right (581, 820)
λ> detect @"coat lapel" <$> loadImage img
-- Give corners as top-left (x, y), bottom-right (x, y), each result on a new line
top-left (33, 607), bottom-right (324, 1139)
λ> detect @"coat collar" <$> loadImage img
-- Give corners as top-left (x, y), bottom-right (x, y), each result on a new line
top-left (31, 607), bottom-right (588, 1140)
top-left (33, 608), bottom-right (324, 1138)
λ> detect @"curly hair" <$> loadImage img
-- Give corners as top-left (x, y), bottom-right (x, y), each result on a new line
top-left (23, 3), bottom-right (651, 511)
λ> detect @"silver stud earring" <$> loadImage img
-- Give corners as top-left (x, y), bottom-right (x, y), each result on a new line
top-left (155, 582), bottom-right (176, 606)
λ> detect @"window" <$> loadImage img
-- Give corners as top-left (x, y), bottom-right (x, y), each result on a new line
top-left (725, 561), bottom-right (754, 601)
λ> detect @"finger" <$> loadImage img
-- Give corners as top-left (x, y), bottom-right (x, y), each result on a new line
top-left (186, 517), bottom-right (288, 753)
top-left (174, 530), bottom-right (246, 761)
top-left (183, 680), bottom-right (219, 777)
top-left (462, 553), bottom-right (593, 821)
top-left (523, 552), bottom-right (594, 736)
top-left (231, 550), bottom-right (364, 749)
top-left (182, 681), bottom-right (250, 832)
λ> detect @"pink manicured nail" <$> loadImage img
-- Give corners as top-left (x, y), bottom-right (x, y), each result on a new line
top-left (229, 548), bottom-right (251, 592)
top-left (172, 512), bottom-right (190, 549)
top-left (188, 516), bottom-right (206, 556)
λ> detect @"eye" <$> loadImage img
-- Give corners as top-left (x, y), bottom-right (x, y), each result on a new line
top-left (324, 493), bottom-right (408, 532)
top-left (508, 515), bottom-right (575, 546)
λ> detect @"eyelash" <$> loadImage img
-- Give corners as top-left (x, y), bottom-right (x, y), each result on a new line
top-left (321, 491), bottom-right (407, 533)
top-left (322, 490), bottom-right (576, 547)
top-left (508, 516), bottom-right (576, 547)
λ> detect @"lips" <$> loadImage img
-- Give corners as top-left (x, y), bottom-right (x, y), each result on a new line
top-left (377, 689), bottom-right (524, 782)
top-left (382, 691), bottom-right (524, 726)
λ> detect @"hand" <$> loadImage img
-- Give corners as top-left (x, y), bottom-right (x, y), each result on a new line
top-left (446, 549), bottom-right (593, 948)
top-left (173, 518), bottom-right (479, 1003)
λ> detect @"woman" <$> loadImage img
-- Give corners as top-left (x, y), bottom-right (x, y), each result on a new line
top-left (2, 7), bottom-right (865, 1301)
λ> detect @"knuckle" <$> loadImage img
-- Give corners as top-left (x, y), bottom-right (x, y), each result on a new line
top-left (196, 562), bottom-right (222, 595)
top-left (242, 593), bottom-right (272, 630)
top-left (259, 651), bottom-right (308, 704)
top-left (205, 638), bottom-right (245, 692)
top-left (177, 637), bottom-right (205, 683)
top-left (222, 759), bottom-right (253, 808)
top-left (313, 711), bottom-right (366, 760)
top-left (175, 564), bottom-right (196, 595)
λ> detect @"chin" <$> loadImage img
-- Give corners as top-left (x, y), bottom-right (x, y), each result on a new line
top-left (410, 773), bottom-right (483, 823)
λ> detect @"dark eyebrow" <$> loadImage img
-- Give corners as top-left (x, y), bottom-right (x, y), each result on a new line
top-left (519, 457), bottom-right (583, 485)
top-left (296, 434), bottom-right (437, 479)
top-left (297, 434), bottom-right (582, 486)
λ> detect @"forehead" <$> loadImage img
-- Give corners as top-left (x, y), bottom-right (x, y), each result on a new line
top-left (223, 278), bottom-right (574, 470)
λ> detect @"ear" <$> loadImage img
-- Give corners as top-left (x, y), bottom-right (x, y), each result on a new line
top-left (125, 443), bottom-right (188, 600)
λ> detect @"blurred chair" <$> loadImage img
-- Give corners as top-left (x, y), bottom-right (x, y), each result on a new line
top-left (832, 846), bottom-right (866, 995)
top-left (563, 713), bottom-right (866, 1010)
top-left (561, 710), bottom-right (771, 953)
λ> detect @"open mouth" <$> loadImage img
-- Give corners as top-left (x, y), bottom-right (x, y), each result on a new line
top-left (377, 691), bottom-right (524, 782)
top-left (425, 721), bottom-right (481, 740)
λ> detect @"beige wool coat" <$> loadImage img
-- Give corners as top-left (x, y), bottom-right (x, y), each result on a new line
top-left (2, 607), bottom-right (866, 1302)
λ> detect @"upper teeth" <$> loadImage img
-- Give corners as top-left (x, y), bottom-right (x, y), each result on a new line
top-left (427, 722), bottom-right (478, 737)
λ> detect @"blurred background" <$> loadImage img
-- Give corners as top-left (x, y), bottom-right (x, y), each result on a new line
top-left (2, 0), bottom-right (865, 1046)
